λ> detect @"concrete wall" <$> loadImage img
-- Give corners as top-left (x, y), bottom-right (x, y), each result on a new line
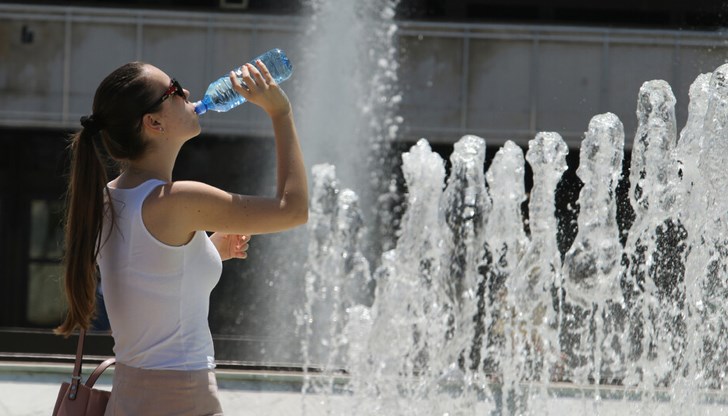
top-left (1, 3), bottom-right (727, 147)
top-left (396, 21), bottom-right (728, 145)
top-left (0, 4), bottom-right (302, 138)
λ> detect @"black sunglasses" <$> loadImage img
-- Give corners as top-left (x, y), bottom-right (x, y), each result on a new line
top-left (144, 78), bottom-right (185, 114)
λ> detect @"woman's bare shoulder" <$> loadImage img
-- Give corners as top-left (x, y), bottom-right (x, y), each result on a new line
top-left (152, 180), bottom-right (231, 201)
top-left (144, 180), bottom-right (232, 221)
top-left (142, 180), bottom-right (236, 235)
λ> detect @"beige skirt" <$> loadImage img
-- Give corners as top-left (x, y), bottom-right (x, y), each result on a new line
top-left (104, 362), bottom-right (223, 416)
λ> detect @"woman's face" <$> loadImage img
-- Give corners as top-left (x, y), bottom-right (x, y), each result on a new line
top-left (143, 65), bottom-right (201, 142)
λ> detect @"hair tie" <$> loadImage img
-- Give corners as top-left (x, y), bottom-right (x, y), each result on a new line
top-left (80, 115), bottom-right (103, 134)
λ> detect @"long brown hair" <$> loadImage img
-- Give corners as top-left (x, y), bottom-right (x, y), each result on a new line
top-left (56, 62), bottom-right (164, 336)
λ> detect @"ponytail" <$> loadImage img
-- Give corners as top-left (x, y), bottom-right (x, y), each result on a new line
top-left (55, 121), bottom-right (109, 337)
top-left (55, 61), bottom-right (157, 337)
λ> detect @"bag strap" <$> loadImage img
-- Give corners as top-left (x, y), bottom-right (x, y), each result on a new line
top-left (86, 357), bottom-right (116, 388)
top-left (68, 329), bottom-right (86, 400)
top-left (67, 329), bottom-right (116, 399)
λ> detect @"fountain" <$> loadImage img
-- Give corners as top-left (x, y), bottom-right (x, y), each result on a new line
top-left (289, 0), bottom-right (728, 414)
top-left (299, 70), bottom-right (728, 416)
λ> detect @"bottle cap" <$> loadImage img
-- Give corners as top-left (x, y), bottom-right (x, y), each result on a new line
top-left (193, 101), bottom-right (207, 115)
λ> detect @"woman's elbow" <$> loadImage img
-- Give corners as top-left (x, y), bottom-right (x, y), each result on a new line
top-left (280, 198), bottom-right (309, 228)
top-left (291, 204), bottom-right (308, 226)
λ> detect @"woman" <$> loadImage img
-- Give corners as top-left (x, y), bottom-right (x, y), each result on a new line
top-left (56, 59), bottom-right (308, 415)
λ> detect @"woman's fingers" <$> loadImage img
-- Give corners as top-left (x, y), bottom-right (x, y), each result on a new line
top-left (250, 60), bottom-right (268, 86)
top-left (234, 235), bottom-right (250, 259)
top-left (241, 64), bottom-right (256, 91)
top-left (230, 70), bottom-right (250, 95)
top-left (232, 63), bottom-right (268, 97)
top-left (230, 60), bottom-right (277, 96)
top-left (256, 60), bottom-right (276, 85)
top-left (230, 62), bottom-right (288, 116)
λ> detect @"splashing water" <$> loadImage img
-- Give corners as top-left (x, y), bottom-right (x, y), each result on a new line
top-left (293, 0), bottom-right (728, 413)
top-left (295, 0), bottom-right (402, 252)
top-left (296, 0), bottom-right (402, 410)
top-left (561, 113), bottom-right (626, 392)
top-left (301, 64), bottom-right (728, 415)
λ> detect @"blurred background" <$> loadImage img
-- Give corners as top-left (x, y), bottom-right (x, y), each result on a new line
top-left (1, 0), bottom-right (727, 367)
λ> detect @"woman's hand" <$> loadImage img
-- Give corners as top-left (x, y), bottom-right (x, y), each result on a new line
top-left (210, 233), bottom-right (250, 261)
top-left (230, 60), bottom-right (291, 118)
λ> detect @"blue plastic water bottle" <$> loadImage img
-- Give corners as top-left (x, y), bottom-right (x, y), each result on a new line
top-left (193, 48), bottom-right (293, 115)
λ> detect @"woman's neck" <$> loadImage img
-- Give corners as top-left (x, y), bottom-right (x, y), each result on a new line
top-left (120, 166), bottom-right (169, 184)
top-left (115, 144), bottom-right (180, 187)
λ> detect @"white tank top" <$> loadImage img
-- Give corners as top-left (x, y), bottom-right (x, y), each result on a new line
top-left (97, 179), bottom-right (222, 370)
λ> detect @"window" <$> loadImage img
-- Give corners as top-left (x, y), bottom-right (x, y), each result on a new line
top-left (0, 127), bottom-right (104, 359)
top-left (26, 199), bottom-right (65, 326)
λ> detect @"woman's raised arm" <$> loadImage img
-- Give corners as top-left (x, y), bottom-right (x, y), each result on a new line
top-left (143, 60), bottom-right (307, 242)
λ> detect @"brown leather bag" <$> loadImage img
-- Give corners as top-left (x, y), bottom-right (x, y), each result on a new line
top-left (52, 329), bottom-right (115, 416)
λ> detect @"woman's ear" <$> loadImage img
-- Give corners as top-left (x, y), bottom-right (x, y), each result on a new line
top-left (141, 113), bottom-right (165, 134)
